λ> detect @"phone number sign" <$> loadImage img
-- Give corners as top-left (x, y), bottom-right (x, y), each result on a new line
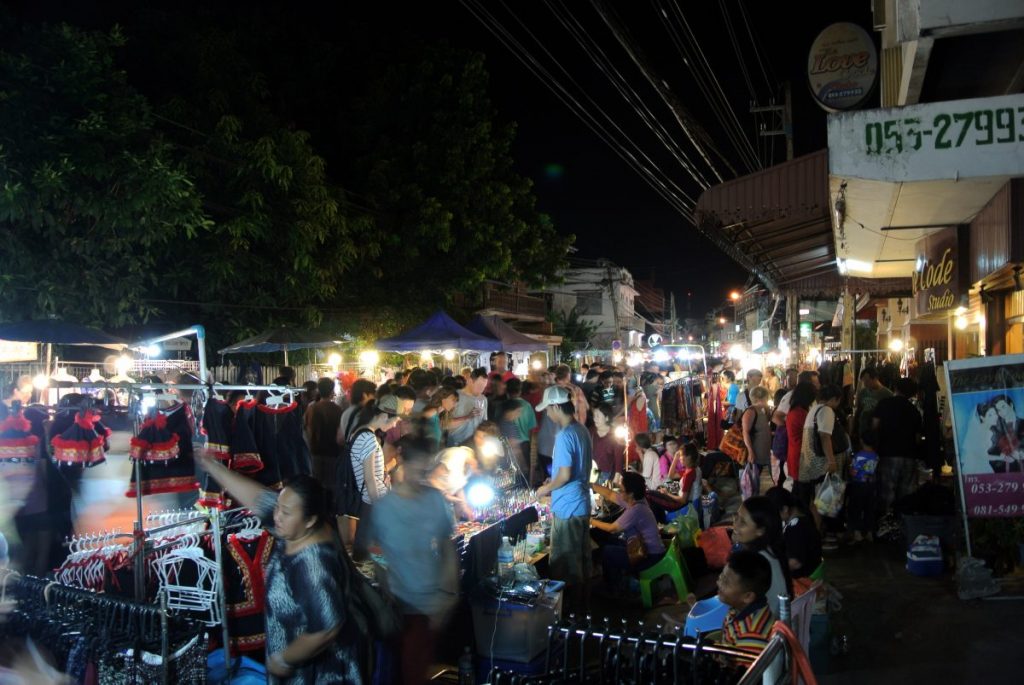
top-left (828, 93), bottom-right (1024, 183)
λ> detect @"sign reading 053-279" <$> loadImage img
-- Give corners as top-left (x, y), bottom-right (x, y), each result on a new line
top-left (865, 101), bottom-right (1024, 156)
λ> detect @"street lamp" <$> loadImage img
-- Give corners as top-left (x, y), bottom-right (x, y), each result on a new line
top-left (729, 291), bottom-right (741, 301)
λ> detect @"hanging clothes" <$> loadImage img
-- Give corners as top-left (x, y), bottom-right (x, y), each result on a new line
top-left (706, 379), bottom-right (726, 451)
top-left (126, 403), bottom-right (199, 497)
top-left (0, 407), bottom-right (39, 462)
top-left (230, 399), bottom-right (264, 475)
top-left (224, 530), bottom-right (275, 656)
top-left (200, 397), bottom-right (233, 508)
top-left (260, 402), bottom-right (304, 480)
top-left (252, 402), bottom-right (306, 486)
top-left (50, 409), bottom-right (109, 467)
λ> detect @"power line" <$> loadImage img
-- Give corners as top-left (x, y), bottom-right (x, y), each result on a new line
top-left (658, 0), bottom-right (761, 172)
top-left (461, 0), bottom-right (696, 217)
top-left (545, 0), bottom-right (713, 190)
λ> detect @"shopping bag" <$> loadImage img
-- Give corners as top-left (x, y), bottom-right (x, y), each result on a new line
top-left (740, 462), bottom-right (758, 500)
top-left (696, 526), bottom-right (732, 569)
top-left (814, 473), bottom-right (846, 517)
top-left (719, 423), bottom-right (748, 464)
top-left (674, 505), bottom-right (700, 548)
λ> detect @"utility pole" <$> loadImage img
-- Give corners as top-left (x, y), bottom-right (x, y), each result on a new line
top-left (604, 262), bottom-right (621, 346)
top-left (751, 81), bottom-right (794, 163)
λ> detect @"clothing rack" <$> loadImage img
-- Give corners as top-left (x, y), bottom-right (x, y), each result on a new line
top-left (1, 572), bottom-right (199, 685)
top-left (46, 378), bottom-right (285, 681)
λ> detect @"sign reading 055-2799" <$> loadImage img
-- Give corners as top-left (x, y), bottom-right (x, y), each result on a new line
top-left (828, 93), bottom-right (1024, 182)
top-left (865, 102), bottom-right (1024, 155)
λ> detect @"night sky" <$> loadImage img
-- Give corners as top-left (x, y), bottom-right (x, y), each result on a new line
top-left (400, 2), bottom-right (876, 316)
top-left (11, 1), bottom-right (876, 318)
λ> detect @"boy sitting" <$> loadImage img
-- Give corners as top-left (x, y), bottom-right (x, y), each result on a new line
top-left (717, 549), bottom-right (776, 655)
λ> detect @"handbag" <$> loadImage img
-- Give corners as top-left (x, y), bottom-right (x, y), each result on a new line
top-left (740, 462), bottom-right (759, 500)
top-left (626, 535), bottom-right (647, 566)
top-left (334, 533), bottom-right (402, 640)
top-left (720, 415), bottom-right (749, 464)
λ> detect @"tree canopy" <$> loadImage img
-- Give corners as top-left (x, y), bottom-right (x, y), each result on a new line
top-left (0, 7), bottom-right (571, 342)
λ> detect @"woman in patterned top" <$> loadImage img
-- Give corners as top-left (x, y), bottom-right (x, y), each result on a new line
top-left (199, 454), bottom-right (362, 684)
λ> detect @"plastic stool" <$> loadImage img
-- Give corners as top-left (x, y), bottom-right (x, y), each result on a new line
top-left (809, 560), bottom-right (825, 582)
top-left (637, 537), bottom-right (691, 609)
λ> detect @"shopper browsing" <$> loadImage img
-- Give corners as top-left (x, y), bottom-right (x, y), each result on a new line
top-left (847, 430), bottom-right (880, 543)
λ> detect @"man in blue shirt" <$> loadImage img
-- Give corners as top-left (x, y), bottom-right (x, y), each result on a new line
top-left (535, 385), bottom-right (593, 612)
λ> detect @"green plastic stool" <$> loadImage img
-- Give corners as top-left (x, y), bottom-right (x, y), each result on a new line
top-left (809, 560), bottom-right (825, 582)
top-left (637, 537), bottom-right (691, 609)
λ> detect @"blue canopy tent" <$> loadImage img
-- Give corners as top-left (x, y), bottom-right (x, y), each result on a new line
top-left (465, 315), bottom-right (545, 352)
top-left (374, 310), bottom-right (499, 352)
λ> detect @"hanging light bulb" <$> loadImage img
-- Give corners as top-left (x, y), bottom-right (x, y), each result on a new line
top-left (954, 316), bottom-right (968, 331)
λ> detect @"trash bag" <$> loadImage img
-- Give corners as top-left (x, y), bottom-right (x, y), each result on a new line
top-left (956, 557), bottom-right (1000, 600)
top-left (814, 473), bottom-right (846, 517)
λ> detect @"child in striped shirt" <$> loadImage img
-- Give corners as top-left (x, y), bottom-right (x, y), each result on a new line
top-left (717, 549), bottom-right (776, 655)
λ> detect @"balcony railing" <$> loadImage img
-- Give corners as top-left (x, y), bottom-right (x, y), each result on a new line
top-left (476, 286), bottom-right (547, 320)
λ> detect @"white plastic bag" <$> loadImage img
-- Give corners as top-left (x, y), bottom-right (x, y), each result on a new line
top-left (814, 473), bottom-right (846, 517)
top-left (740, 462), bottom-right (758, 500)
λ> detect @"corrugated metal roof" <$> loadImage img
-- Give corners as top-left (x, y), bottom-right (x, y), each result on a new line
top-left (695, 150), bottom-right (835, 291)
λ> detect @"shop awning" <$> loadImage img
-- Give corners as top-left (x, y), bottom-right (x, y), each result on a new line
top-left (826, 93), bottom-right (1024, 280)
top-left (695, 150), bottom-right (835, 293)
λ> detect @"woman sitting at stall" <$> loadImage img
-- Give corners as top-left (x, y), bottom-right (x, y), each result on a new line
top-left (197, 456), bottom-right (362, 683)
top-left (589, 471), bottom-right (666, 595)
top-left (729, 495), bottom-right (793, 618)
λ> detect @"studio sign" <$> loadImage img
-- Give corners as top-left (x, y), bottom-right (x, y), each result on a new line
top-left (912, 247), bottom-right (956, 313)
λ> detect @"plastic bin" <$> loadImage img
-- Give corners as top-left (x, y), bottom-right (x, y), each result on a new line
top-left (471, 580), bottom-right (564, 663)
top-left (902, 515), bottom-right (956, 552)
top-left (684, 596), bottom-right (729, 638)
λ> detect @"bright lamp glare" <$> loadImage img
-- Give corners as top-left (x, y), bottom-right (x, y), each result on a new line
top-left (328, 353), bottom-right (342, 366)
top-left (443, 349), bottom-right (456, 361)
top-left (143, 344), bottom-right (160, 357)
top-left (359, 350), bottom-right (379, 366)
top-left (888, 338), bottom-right (904, 352)
top-left (954, 316), bottom-right (968, 331)
top-left (466, 482), bottom-right (495, 509)
top-left (481, 438), bottom-right (500, 459)
top-left (531, 359), bottom-right (543, 370)
top-left (115, 355), bottom-right (132, 374)
top-left (32, 374), bottom-right (49, 390)
top-left (613, 425), bottom-right (629, 440)
top-left (653, 350), bottom-right (670, 363)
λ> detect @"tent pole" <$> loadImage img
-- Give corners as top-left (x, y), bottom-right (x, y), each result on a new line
top-left (46, 343), bottom-right (52, 378)
top-left (284, 348), bottom-right (289, 367)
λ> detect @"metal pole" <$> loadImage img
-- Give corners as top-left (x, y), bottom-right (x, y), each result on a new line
top-left (160, 592), bottom-right (170, 685)
top-left (283, 347), bottom-right (289, 367)
top-left (134, 450), bottom-right (145, 603)
top-left (211, 508), bottom-right (233, 681)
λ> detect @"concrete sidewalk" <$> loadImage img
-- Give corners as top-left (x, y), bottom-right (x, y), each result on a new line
top-left (820, 539), bottom-right (1024, 684)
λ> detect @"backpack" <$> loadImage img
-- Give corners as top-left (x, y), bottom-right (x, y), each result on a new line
top-left (335, 427), bottom-right (372, 517)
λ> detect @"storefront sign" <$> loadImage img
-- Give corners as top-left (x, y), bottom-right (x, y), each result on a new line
top-left (0, 340), bottom-right (37, 363)
top-left (162, 338), bottom-right (192, 351)
top-left (945, 354), bottom-right (1024, 519)
top-left (807, 22), bottom-right (877, 112)
top-left (911, 227), bottom-right (962, 315)
top-left (828, 93), bottom-right (1024, 182)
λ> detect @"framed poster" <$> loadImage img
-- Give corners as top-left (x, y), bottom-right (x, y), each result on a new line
top-left (945, 355), bottom-right (1024, 526)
